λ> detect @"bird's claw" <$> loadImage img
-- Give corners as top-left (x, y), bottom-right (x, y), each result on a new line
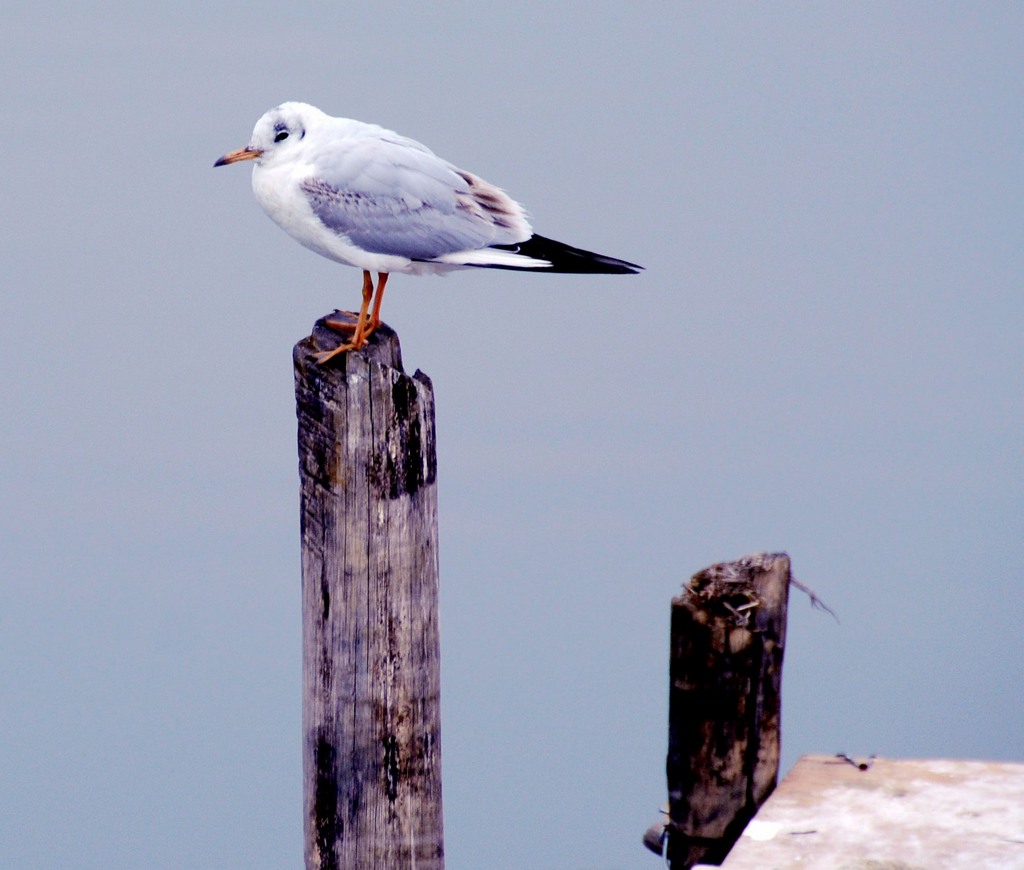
top-left (312, 342), bottom-right (358, 365)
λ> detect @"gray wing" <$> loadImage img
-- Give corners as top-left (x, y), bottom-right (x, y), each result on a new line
top-left (301, 133), bottom-right (530, 260)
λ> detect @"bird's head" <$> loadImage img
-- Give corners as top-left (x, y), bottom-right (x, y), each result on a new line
top-left (214, 102), bottom-right (321, 168)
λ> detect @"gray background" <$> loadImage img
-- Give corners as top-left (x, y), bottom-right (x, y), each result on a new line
top-left (3, 3), bottom-right (1021, 868)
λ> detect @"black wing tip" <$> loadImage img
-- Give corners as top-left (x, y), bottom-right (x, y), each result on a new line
top-left (487, 234), bottom-right (643, 274)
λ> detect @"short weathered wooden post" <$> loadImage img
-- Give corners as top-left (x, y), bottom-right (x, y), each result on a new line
top-left (647, 552), bottom-right (791, 868)
top-left (294, 316), bottom-right (444, 870)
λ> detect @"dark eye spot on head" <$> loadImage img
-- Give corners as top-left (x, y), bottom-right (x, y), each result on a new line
top-left (272, 116), bottom-right (304, 145)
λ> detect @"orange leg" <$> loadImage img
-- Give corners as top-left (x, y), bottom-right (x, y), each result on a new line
top-left (324, 270), bottom-right (375, 334)
top-left (366, 272), bottom-right (389, 334)
top-left (313, 271), bottom-right (389, 365)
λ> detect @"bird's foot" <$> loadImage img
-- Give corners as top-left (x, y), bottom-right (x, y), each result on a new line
top-left (312, 341), bottom-right (358, 365)
top-left (312, 321), bottom-right (380, 365)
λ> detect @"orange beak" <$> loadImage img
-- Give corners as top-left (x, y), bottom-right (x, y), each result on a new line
top-left (214, 146), bottom-right (262, 167)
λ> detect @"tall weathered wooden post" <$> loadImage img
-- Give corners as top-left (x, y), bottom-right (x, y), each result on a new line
top-left (294, 316), bottom-right (444, 870)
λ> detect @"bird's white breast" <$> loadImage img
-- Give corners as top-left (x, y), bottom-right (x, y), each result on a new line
top-left (251, 159), bottom-right (414, 274)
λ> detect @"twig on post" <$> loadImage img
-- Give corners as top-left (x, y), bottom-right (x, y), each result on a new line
top-left (790, 575), bottom-right (838, 623)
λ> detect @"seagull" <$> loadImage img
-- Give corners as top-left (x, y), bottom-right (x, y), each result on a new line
top-left (215, 102), bottom-right (643, 364)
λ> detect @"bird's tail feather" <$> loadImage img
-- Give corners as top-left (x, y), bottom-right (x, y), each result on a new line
top-left (426, 234), bottom-right (643, 273)
top-left (484, 234), bottom-right (643, 274)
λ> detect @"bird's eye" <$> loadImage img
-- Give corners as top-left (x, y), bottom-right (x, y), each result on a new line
top-left (274, 129), bottom-right (289, 143)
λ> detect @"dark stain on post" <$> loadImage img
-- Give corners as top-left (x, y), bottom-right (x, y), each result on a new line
top-left (383, 731), bottom-right (401, 803)
top-left (363, 371), bottom-right (438, 500)
top-left (320, 579), bottom-right (330, 621)
top-left (313, 731), bottom-right (341, 870)
top-left (387, 375), bottom-right (427, 499)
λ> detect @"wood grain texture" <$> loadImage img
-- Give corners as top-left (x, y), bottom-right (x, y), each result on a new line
top-left (665, 552), bottom-right (790, 869)
top-left (295, 317), bottom-right (443, 870)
